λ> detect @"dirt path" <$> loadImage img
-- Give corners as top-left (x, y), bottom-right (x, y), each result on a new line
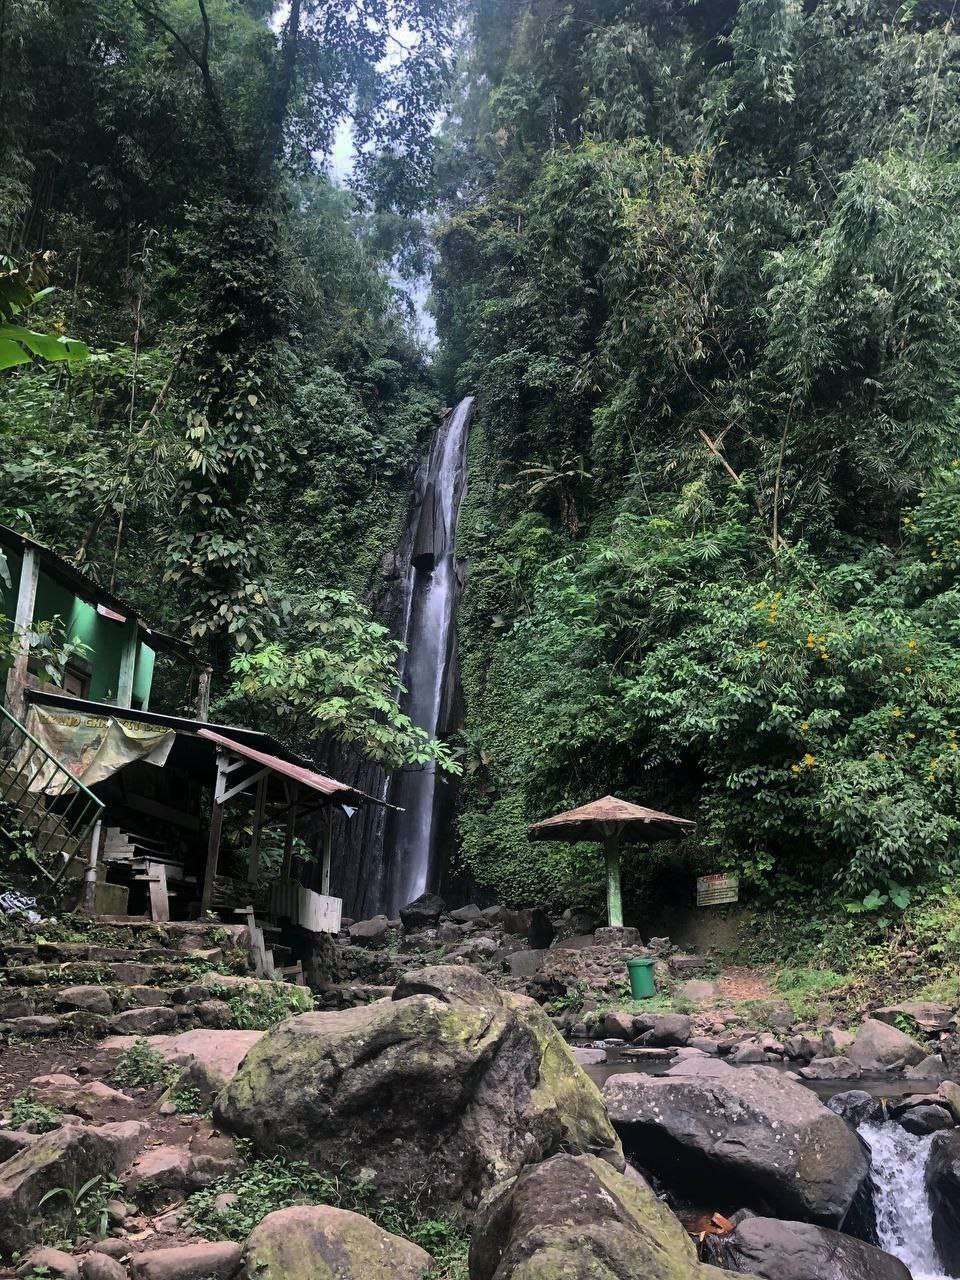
top-left (715, 966), bottom-right (776, 1003)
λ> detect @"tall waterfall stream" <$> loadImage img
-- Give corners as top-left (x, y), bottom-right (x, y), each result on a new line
top-left (384, 394), bottom-right (475, 913)
top-left (860, 1120), bottom-right (948, 1280)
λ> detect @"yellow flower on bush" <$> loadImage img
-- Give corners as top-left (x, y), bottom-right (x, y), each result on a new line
top-left (756, 639), bottom-right (768, 650)
top-left (803, 753), bottom-right (816, 767)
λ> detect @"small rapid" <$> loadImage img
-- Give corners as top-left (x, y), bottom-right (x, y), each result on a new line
top-left (860, 1120), bottom-right (948, 1280)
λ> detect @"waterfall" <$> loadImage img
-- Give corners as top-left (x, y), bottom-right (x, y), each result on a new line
top-left (382, 395), bottom-right (475, 914)
top-left (860, 1120), bottom-right (948, 1280)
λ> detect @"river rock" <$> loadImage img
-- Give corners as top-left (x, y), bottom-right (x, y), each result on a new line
top-left (399, 893), bottom-right (446, 929)
top-left (633, 1012), bottom-right (691, 1047)
top-left (822, 1028), bottom-right (855, 1055)
top-left (873, 1002), bottom-right (954, 1034)
top-left (506, 949), bottom-right (545, 979)
top-left (99, 1029), bottom-right (264, 1099)
top-left (347, 915), bottom-right (393, 947)
top-left (0, 1121), bottom-right (148, 1251)
top-left (129, 1241), bottom-right (241, 1280)
top-left (216, 965), bottom-right (621, 1209)
top-left (926, 1128), bottom-right (960, 1273)
top-left (469, 1152), bottom-right (731, 1280)
top-left (899, 1103), bottom-right (954, 1135)
top-left (800, 1055), bottom-right (861, 1081)
top-left (603, 1059), bottom-right (870, 1227)
top-left (59, 985), bottom-right (114, 1016)
top-left (242, 1204), bottom-right (432, 1279)
top-left (848, 1018), bottom-right (925, 1071)
top-left (449, 904), bottom-right (484, 923)
top-left (704, 1215), bottom-right (911, 1279)
top-left (904, 1053), bottom-right (947, 1082)
top-left (826, 1090), bottom-right (879, 1126)
top-left (528, 908), bottom-right (555, 949)
top-left (17, 1247), bottom-right (80, 1280)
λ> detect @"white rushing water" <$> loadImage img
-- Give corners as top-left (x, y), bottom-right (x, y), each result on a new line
top-left (860, 1120), bottom-right (948, 1280)
top-left (387, 395), bottom-right (475, 912)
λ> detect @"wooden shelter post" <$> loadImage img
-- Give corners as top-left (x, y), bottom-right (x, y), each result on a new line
top-left (281, 782), bottom-right (298, 880)
top-left (200, 748), bottom-right (228, 915)
top-left (246, 774), bottom-right (267, 883)
top-left (5, 546), bottom-right (38, 721)
top-left (321, 807), bottom-right (333, 896)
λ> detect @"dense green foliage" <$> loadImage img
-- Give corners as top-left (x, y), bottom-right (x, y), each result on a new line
top-left (0, 0), bottom-right (454, 766)
top-left (439, 0), bottom-right (960, 909)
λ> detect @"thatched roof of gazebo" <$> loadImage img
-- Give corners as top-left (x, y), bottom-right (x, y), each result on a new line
top-left (528, 795), bottom-right (695, 844)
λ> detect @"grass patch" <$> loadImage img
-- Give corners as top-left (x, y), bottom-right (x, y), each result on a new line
top-left (775, 967), bottom-right (850, 1018)
top-left (186, 1152), bottom-right (467, 1279)
top-left (38, 1173), bottom-right (121, 1246)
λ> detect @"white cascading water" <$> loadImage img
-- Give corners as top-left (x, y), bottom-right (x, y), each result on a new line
top-left (387, 395), bottom-right (475, 913)
top-left (860, 1120), bottom-right (948, 1280)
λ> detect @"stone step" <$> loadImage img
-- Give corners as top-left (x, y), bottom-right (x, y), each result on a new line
top-left (2, 998), bottom-right (251, 1040)
top-left (0, 958), bottom-right (228, 987)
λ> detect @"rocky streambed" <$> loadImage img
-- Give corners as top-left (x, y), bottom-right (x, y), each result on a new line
top-left (0, 936), bottom-right (958, 1280)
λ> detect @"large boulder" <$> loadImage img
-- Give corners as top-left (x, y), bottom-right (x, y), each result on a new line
top-left (242, 1205), bottom-right (432, 1280)
top-left (872, 1002), bottom-right (954, 1034)
top-left (704, 1215), bottom-right (911, 1279)
top-left (470, 1152), bottom-right (742, 1280)
top-left (848, 1019), bottom-right (925, 1072)
top-left (0, 1121), bottom-right (147, 1252)
top-left (926, 1128), bottom-right (960, 1274)
top-left (602, 1059), bottom-right (870, 1228)
top-left (399, 893), bottom-right (446, 930)
top-left (217, 966), bottom-right (621, 1209)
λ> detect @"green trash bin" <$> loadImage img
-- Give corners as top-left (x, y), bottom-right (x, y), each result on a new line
top-left (626, 956), bottom-right (656, 1000)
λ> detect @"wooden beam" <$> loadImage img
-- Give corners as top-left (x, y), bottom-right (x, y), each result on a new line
top-left (5, 547), bottom-right (39, 721)
top-left (281, 782), bottom-right (298, 880)
top-left (321, 807), bottom-right (332, 896)
top-left (200, 749), bottom-right (228, 915)
top-left (247, 774), bottom-right (267, 884)
top-left (117, 627), bottom-right (138, 708)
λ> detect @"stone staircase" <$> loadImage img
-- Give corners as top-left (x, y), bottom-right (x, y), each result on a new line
top-left (0, 918), bottom-right (304, 1042)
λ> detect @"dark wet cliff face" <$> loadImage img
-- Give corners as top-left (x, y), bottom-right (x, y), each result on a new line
top-left (321, 397), bottom-right (475, 919)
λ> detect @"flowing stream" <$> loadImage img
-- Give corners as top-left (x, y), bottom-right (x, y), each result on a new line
top-left (860, 1120), bottom-right (948, 1280)
top-left (384, 395), bottom-right (475, 913)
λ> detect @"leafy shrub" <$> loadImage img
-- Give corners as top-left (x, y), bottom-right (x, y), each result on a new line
top-left (8, 1091), bottom-right (61, 1133)
top-left (112, 1038), bottom-right (179, 1089)
top-left (209, 981), bottom-right (314, 1031)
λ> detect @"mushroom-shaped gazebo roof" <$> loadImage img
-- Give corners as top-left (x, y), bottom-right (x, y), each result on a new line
top-left (528, 795), bottom-right (695, 844)
top-left (528, 795), bottom-right (695, 927)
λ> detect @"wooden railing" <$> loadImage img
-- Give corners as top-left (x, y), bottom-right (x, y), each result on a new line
top-left (0, 703), bottom-right (104, 882)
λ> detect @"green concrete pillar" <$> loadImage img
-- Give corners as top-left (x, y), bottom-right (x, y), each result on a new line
top-left (604, 836), bottom-right (623, 928)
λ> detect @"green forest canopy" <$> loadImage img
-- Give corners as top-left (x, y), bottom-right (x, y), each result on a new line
top-left (5, 0), bottom-right (960, 916)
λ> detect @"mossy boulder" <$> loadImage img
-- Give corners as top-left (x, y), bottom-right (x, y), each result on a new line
top-left (469, 1152), bottom-right (750, 1280)
top-left (242, 1205), bottom-right (432, 1280)
top-left (216, 965), bottom-right (621, 1208)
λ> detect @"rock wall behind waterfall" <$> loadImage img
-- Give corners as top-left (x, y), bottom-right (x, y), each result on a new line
top-left (315, 397), bottom-right (475, 918)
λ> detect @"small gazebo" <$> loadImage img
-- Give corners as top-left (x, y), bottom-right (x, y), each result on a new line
top-left (528, 795), bottom-right (695, 928)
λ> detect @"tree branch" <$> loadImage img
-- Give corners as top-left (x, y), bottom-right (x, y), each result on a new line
top-left (134, 0), bottom-right (240, 170)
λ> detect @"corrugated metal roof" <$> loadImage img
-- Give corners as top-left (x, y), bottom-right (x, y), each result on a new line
top-left (198, 727), bottom-right (385, 807)
top-left (528, 795), bottom-right (695, 843)
top-left (0, 523), bottom-right (196, 662)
